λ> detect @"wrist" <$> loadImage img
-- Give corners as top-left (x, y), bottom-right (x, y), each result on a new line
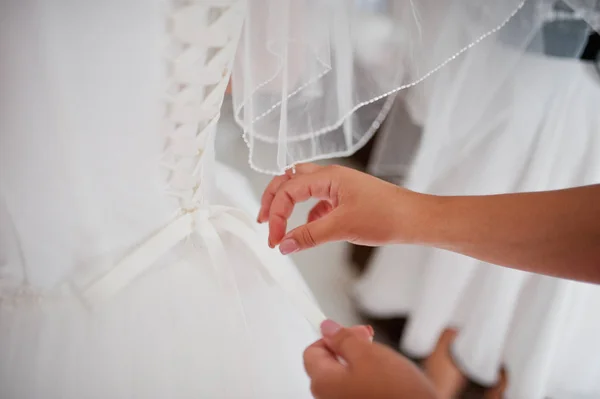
top-left (392, 188), bottom-right (447, 246)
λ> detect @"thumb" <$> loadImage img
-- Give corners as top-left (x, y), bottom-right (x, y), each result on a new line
top-left (278, 211), bottom-right (341, 255)
top-left (320, 320), bottom-right (373, 363)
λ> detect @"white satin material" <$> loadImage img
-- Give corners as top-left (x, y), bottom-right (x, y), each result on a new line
top-left (81, 205), bottom-right (325, 330)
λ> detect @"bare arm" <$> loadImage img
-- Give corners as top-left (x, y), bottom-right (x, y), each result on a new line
top-left (419, 185), bottom-right (600, 283)
top-left (260, 164), bottom-right (600, 284)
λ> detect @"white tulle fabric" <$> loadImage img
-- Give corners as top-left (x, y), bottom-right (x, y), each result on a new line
top-left (0, 1), bottom-right (322, 398)
top-left (356, 2), bottom-right (600, 398)
top-left (230, 0), bottom-right (600, 175)
top-left (231, 0), bottom-right (532, 173)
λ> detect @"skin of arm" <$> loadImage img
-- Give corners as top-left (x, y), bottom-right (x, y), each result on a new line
top-left (412, 184), bottom-right (600, 283)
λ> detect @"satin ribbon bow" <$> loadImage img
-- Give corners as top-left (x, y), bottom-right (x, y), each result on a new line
top-left (80, 205), bottom-right (326, 331)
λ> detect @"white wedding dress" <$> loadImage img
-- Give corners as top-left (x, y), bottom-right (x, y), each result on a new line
top-left (0, 1), bottom-right (323, 398)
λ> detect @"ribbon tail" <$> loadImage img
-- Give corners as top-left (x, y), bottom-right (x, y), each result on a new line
top-left (75, 204), bottom-right (326, 333)
top-left (187, 215), bottom-right (258, 397)
top-left (195, 219), bottom-right (252, 331)
top-left (81, 213), bottom-right (194, 304)
top-left (217, 214), bottom-right (327, 332)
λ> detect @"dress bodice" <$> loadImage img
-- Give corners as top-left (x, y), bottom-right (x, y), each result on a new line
top-left (0, 0), bottom-right (244, 290)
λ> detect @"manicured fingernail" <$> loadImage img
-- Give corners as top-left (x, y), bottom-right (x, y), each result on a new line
top-left (321, 319), bottom-right (342, 337)
top-left (279, 238), bottom-right (299, 255)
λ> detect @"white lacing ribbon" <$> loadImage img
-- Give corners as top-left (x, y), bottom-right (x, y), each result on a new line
top-left (80, 206), bottom-right (326, 331)
top-left (74, 2), bottom-right (324, 330)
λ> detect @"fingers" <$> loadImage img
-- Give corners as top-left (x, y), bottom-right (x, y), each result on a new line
top-left (304, 322), bottom-right (376, 399)
top-left (320, 320), bottom-right (373, 364)
top-left (258, 174), bottom-right (290, 224)
top-left (303, 339), bottom-right (347, 398)
top-left (278, 214), bottom-right (341, 254)
top-left (321, 320), bottom-right (374, 343)
top-left (303, 339), bottom-right (344, 377)
top-left (258, 163), bottom-right (323, 224)
top-left (290, 163), bottom-right (326, 175)
top-left (268, 171), bottom-right (336, 247)
top-left (303, 339), bottom-right (348, 398)
top-left (349, 325), bottom-right (375, 342)
top-left (307, 201), bottom-right (333, 223)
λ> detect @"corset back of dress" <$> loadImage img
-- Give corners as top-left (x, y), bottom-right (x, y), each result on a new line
top-left (0, 0), bottom-right (243, 291)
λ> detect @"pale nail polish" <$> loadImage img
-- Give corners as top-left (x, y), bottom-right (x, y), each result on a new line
top-left (279, 238), bottom-right (299, 255)
top-left (321, 319), bottom-right (342, 337)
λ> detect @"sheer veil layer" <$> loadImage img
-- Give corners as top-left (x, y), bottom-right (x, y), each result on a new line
top-left (233, 0), bottom-right (599, 174)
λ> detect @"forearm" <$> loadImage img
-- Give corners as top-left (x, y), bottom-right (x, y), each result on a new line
top-left (409, 185), bottom-right (600, 283)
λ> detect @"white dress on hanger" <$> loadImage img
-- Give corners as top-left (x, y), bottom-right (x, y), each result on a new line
top-left (0, 2), bottom-right (323, 398)
top-left (356, 15), bottom-right (600, 399)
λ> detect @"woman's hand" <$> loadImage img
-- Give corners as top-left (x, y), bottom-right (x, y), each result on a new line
top-left (304, 320), bottom-right (438, 399)
top-left (260, 164), bottom-right (600, 283)
top-left (258, 163), bottom-right (432, 254)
